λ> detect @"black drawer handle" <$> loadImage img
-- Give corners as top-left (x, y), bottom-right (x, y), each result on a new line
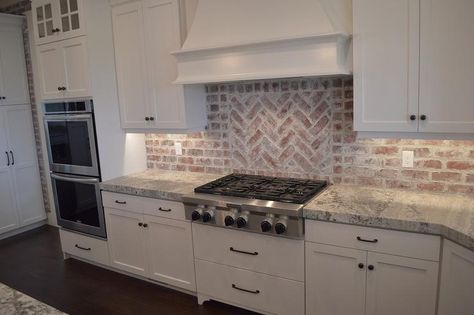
top-left (230, 247), bottom-right (258, 256)
top-left (5, 151), bottom-right (9, 166)
top-left (158, 207), bottom-right (172, 212)
top-left (75, 244), bottom-right (91, 251)
top-left (232, 284), bottom-right (260, 294)
top-left (115, 200), bottom-right (126, 204)
top-left (10, 151), bottom-right (14, 165)
top-left (357, 236), bottom-right (378, 243)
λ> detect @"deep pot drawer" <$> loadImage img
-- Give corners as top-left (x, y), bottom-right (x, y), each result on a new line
top-left (60, 229), bottom-right (110, 266)
top-left (102, 191), bottom-right (185, 220)
top-left (196, 259), bottom-right (304, 315)
top-left (192, 223), bottom-right (304, 281)
top-left (305, 220), bottom-right (441, 261)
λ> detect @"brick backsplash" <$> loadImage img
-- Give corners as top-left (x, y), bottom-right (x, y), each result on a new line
top-left (146, 77), bottom-right (474, 195)
top-left (1, 0), bottom-right (51, 212)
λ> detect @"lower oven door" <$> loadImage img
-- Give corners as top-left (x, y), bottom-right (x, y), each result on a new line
top-left (51, 173), bottom-right (106, 238)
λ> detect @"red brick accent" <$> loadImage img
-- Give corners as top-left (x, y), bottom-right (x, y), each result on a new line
top-left (417, 182), bottom-right (445, 192)
top-left (447, 161), bottom-right (474, 170)
top-left (432, 172), bottom-right (462, 182)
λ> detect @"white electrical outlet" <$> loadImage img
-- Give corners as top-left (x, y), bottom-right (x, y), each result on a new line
top-left (402, 150), bottom-right (414, 168)
top-left (175, 142), bottom-right (183, 156)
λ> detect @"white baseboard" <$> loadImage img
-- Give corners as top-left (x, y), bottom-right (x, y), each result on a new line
top-left (0, 221), bottom-right (47, 241)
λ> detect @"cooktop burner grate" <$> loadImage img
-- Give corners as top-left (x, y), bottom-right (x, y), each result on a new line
top-left (194, 174), bottom-right (327, 204)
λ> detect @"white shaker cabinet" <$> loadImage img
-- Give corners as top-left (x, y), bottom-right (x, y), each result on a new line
top-left (103, 192), bottom-right (196, 292)
top-left (111, 0), bottom-right (207, 131)
top-left (438, 240), bottom-right (474, 315)
top-left (305, 221), bottom-right (440, 315)
top-left (0, 105), bottom-right (46, 234)
top-left (37, 36), bottom-right (90, 100)
top-left (306, 242), bottom-right (366, 315)
top-left (418, 0), bottom-right (474, 133)
top-left (354, 0), bottom-right (474, 134)
top-left (32, 0), bottom-right (85, 45)
top-left (105, 208), bottom-right (148, 277)
top-left (0, 14), bottom-right (30, 106)
top-left (353, 0), bottom-right (419, 132)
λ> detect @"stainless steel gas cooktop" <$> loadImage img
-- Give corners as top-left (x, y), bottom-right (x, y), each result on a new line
top-left (182, 174), bottom-right (328, 238)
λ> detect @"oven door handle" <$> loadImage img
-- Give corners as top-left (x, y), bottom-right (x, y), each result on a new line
top-left (50, 173), bottom-right (99, 184)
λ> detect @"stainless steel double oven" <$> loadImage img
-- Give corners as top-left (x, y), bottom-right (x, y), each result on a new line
top-left (44, 99), bottom-right (106, 238)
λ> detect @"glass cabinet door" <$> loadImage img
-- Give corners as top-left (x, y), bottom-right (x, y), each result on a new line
top-left (34, 1), bottom-right (58, 44)
top-left (59, 0), bottom-right (81, 34)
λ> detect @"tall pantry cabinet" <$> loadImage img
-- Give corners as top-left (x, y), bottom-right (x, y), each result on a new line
top-left (0, 14), bottom-right (46, 236)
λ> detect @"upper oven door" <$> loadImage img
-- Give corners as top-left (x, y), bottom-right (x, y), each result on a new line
top-left (44, 114), bottom-right (100, 177)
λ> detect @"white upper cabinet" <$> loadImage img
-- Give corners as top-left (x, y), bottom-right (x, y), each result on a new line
top-left (32, 0), bottom-right (85, 45)
top-left (37, 36), bottom-right (90, 100)
top-left (418, 0), bottom-right (474, 133)
top-left (353, 0), bottom-right (419, 132)
top-left (111, 0), bottom-right (207, 131)
top-left (354, 0), bottom-right (474, 134)
top-left (0, 15), bottom-right (30, 106)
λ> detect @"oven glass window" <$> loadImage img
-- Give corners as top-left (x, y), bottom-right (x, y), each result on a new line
top-left (47, 120), bottom-right (93, 167)
top-left (55, 179), bottom-right (100, 227)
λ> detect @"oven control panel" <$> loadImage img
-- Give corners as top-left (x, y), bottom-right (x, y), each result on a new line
top-left (185, 203), bottom-right (303, 239)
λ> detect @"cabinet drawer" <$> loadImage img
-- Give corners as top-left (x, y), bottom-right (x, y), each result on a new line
top-left (60, 229), bottom-right (110, 266)
top-left (305, 220), bottom-right (440, 261)
top-left (195, 259), bottom-right (304, 315)
top-left (193, 224), bottom-right (304, 281)
top-left (102, 191), bottom-right (185, 220)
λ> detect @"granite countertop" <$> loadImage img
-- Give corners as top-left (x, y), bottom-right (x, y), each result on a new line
top-left (100, 169), bottom-right (224, 201)
top-left (304, 185), bottom-right (474, 251)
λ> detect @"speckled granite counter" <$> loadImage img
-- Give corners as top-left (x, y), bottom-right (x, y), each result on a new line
top-left (100, 169), bottom-right (224, 201)
top-left (304, 185), bottom-right (474, 251)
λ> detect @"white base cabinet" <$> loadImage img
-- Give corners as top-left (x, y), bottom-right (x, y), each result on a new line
top-left (305, 221), bottom-right (440, 315)
top-left (103, 191), bottom-right (196, 292)
top-left (438, 239), bottom-right (474, 315)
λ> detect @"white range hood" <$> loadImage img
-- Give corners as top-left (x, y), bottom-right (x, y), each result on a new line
top-left (172, 0), bottom-right (353, 84)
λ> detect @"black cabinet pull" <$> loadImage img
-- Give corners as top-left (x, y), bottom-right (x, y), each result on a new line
top-left (145, 117), bottom-right (150, 121)
top-left (57, 87), bottom-right (61, 91)
top-left (75, 244), bottom-right (91, 251)
top-left (410, 115), bottom-right (416, 121)
top-left (138, 222), bottom-right (143, 227)
top-left (0, 96), bottom-right (5, 100)
top-left (230, 247), bottom-right (258, 256)
top-left (158, 207), bottom-right (172, 212)
top-left (115, 200), bottom-right (126, 204)
top-left (5, 151), bottom-right (10, 166)
top-left (420, 115), bottom-right (427, 121)
top-left (357, 236), bottom-right (378, 243)
top-left (52, 28), bottom-right (61, 33)
top-left (232, 284), bottom-right (260, 294)
top-left (368, 265), bottom-right (375, 271)
top-left (9, 151), bottom-right (14, 165)
top-left (358, 263), bottom-right (365, 269)
top-left (149, 116), bottom-right (154, 121)
top-left (143, 223), bottom-right (148, 228)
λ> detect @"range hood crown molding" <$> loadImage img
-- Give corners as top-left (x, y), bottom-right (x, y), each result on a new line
top-left (173, 0), bottom-right (353, 85)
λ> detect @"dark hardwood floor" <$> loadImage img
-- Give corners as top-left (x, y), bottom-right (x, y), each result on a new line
top-left (0, 226), bottom-right (257, 315)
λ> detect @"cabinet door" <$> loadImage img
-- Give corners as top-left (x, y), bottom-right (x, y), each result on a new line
top-left (0, 111), bottom-right (19, 234)
top-left (57, 0), bottom-right (85, 41)
top-left (143, 0), bottom-right (186, 129)
top-left (419, 0), bottom-right (474, 133)
top-left (60, 36), bottom-right (90, 98)
top-left (32, 0), bottom-right (61, 45)
top-left (0, 25), bottom-right (29, 106)
top-left (4, 105), bottom-right (46, 226)
top-left (365, 252), bottom-right (438, 315)
top-left (144, 215), bottom-right (195, 291)
top-left (112, 1), bottom-right (150, 129)
top-left (105, 208), bottom-right (148, 276)
top-left (37, 42), bottom-right (66, 99)
top-left (438, 240), bottom-right (474, 315)
top-left (305, 242), bottom-right (366, 315)
top-left (353, 0), bottom-right (420, 132)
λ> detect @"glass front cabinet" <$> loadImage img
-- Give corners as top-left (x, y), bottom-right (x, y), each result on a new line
top-left (32, 0), bottom-right (85, 45)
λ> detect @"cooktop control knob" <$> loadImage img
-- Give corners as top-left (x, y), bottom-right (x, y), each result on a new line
top-left (224, 215), bottom-right (235, 226)
top-left (202, 209), bottom-right (215, 222)
top-left (191, 206), bottom-right (204, 221)
top-left (236, 216), bottom-right (247, 228)
top-left (261, 220), bottom-right (272, 232)
top-left (275, 221), bottom-right (287, 234)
